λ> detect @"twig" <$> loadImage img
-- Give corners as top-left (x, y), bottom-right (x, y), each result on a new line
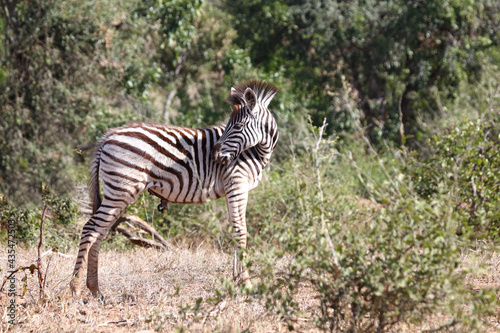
top-left (98, 301), bottom-right (228, 327)
top-left (37, 205), bottom-right (48, 298)
top-left (0, 249), bottom-right (74, 263)
top-left (76, 143), bottom-right (96, 151)
top-left (98, 319), bottom-right (140, 327)
top-left (43, 258), bottom-right (51, 292)
top-left (315, 118), bottom-right (340, 269)
top-left (112, 214), bottom-right (175, 251)
top-left (422, 317), bottom-right (457, 332)
top-left (115, 227), bottom-right (168, 251)
top-left (0, 269), bottom-right (19, 292)
top-left (163, 89), bottom-right (177, 123)
top-left (202, 300), bottom-right (228, 325)
top-left (471, 176), bottom-right (477, 197)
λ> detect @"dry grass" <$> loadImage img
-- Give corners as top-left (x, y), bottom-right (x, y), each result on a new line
top-left (462, 245), bottom-right (500, 290)
top-left (0, 245), bottom-right (315, 333)
top-left (1, 243), bottom-right (500, 332)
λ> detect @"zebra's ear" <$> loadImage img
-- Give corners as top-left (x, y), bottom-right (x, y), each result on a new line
top-left (243, 87), bottom-right (257, 113)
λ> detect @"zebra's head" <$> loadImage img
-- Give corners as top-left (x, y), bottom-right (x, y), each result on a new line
top-left (212, 80), bottom-right (278, 165)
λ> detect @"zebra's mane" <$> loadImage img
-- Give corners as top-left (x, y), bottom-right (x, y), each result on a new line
top-left (226, 80), bottom-right (278, 108)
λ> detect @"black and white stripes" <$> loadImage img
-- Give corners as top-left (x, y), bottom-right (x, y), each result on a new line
top-left (70, 80), bottom-right (279, 298)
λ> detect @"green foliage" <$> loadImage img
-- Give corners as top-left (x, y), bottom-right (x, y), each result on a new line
top-left (2, 0), bottom-right (499, 205)
top-left (0, 196), bottom-right (39, 244)
top-left (0, 187), bottom-right (79, 249)
top-left (224, 0), bottom-right (500, 143)
top-left (1, 0), bottom-right (92, 203)
top-left (407, 119), bottom-right (500, 237)
top-left (214, 123), bottom-right (498, 331)
top-left (0, 0), bottom-right (139, 204)
top-left (0, 0), bottom-right (232, 204)
top-left (140, 0), bottom-right (203, 64)
top-left (0, 1), bottom-right (499, 328)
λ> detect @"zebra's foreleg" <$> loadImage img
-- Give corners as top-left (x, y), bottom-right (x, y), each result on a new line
top-left (225, 191), bottom-right (252, 287)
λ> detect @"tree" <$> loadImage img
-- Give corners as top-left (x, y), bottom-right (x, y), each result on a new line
top-left (0, 0), bottom-right (239, 204)
top-left (0, 0), bottom-right (101, 203)
top-left (224, 0), bottom-right (500, 144)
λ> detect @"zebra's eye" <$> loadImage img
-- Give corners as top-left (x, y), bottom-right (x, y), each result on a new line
top-left (233, 122), bottom-right (244, 130)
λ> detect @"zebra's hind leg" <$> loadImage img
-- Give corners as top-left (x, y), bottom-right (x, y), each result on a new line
top-left (70, 203), bottom-right (125, 299)
top-left (86, 237), bottom-right (105, 300)
top-left (70, 228), bottom-right (100, 300)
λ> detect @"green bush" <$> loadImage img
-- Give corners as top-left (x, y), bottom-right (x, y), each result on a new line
top-left (407, 119), bottom-right (500, 237)
top-left (211, 123), bottom-right (497, 332)
top-left (253, 188), bottom-right (496, 331)
top-left (0, 188), bottom-right (79, 250)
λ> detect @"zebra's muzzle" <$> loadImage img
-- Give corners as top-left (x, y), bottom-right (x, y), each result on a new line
top-left (213, 151), bottom-right (232, 165)
top-left (212, 143), bottom-right (233, 165)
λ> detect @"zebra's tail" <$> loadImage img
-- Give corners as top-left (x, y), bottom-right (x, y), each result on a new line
top-left (88, 142), bottom-right (103, 215)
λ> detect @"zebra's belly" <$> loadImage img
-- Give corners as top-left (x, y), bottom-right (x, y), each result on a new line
top-left (146, 181), bottom-right (223, 204)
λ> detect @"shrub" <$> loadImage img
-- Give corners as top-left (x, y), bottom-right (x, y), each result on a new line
top-left (407, 119), bottom-right (500, 237)
top-left (0, 187), bottom-right (79, 249)
top-left (253, 188), bottom-right (497, 331)
top-left (212, 122), bottom-right (498, 332)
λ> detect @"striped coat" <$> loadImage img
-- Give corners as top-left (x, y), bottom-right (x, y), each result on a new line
top-left (70, 80), bottom-right (279, 298)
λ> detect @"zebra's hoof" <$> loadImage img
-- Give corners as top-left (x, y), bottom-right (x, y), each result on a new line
top-left (97, 291), bottom-right (106, 303)
top-left (71, 291), bottom-right (81, 302)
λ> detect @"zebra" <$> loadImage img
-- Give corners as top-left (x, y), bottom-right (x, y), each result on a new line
top-left (70, 80), bottom-right (279, 299)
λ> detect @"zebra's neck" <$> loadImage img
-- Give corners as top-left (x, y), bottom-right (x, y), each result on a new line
top-left (256, 115), bottom-right (279, 166)
top-left (254, 143), bottom-right (274, 167)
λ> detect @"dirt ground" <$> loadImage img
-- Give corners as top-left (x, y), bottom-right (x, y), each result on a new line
top-left (1, 244), bottom-right (500, 332)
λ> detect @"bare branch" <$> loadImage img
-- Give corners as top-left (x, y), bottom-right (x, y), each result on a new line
top-left (37, 205), bottom-right (48, 298)
top-left (112, 214), bottom-right (174, 251)
top-left (115, 227), bottom-right (168, 251)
